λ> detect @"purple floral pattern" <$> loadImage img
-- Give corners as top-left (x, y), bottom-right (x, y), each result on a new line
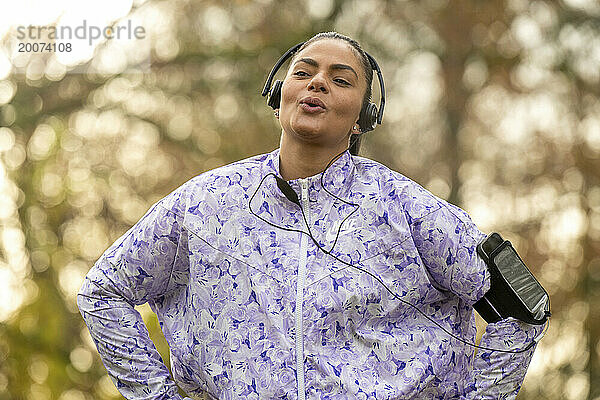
top-left (78, 148), bottom-right (543, 399)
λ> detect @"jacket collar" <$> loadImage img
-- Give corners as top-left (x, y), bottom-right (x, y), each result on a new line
top-left (263, 147), bottom-right (355, 202)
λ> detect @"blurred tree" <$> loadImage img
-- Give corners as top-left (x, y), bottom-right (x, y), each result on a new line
top-left (0, 0), bottom-right (598, 399)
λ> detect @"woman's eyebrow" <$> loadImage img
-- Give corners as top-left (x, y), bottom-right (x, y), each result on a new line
top-left (331, 63), bottom-right (358, 79)
top-left (294, 57), bottom-right (319, 68)
top-left (294, 57), bottom-right (358, 79)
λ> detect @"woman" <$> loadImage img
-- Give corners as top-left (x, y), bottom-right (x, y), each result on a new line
top-left (78, 32), bottom-right (544, 399)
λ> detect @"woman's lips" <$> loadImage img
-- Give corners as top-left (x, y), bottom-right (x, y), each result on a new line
top-left (299, 97), bottom-right (326, 113)
top-left (299, 103), bottom-right (326, 113)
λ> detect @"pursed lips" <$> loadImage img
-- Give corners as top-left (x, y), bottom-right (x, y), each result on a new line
top-left (299, 97), bottom-right (326, 112)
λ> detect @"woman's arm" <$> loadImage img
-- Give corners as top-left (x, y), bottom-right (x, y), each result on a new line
top-left (462, 319), bottom-right (545, 399)
top-left (77, 189), bottom-right (190, 399)
top-left (408, 195), bottom-right (542, 398)
top-left (408, 199), bottom-right (490, 303)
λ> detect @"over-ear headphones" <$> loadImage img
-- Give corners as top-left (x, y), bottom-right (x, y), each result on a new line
top-left (261, 41), bottom-right (386, 133)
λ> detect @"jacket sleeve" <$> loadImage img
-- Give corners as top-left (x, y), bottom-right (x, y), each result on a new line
top-left (77, 188), bottom-right (191, 399)
top-left (408, 195), bottom-right (543, 398)
top-left (409, 199), bottom-right (490, 304)
top-left (462, 319), bottom-right (545, 399)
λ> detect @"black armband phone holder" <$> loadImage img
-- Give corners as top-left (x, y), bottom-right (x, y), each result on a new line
top-left (473, 233), bottom-right (551, 325)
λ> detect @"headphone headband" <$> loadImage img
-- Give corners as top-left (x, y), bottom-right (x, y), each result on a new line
top-left (261, 40), bottom-right (385, 132)
top-left (364, 52), bottom-right (385, 125)
top-left (261, 42), bottom-right (304, 97)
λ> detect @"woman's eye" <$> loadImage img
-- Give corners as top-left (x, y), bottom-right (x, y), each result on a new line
top-left (294, 71), bottom-right (309, 77)
top-left (334, 78), bottom-right (350, 85)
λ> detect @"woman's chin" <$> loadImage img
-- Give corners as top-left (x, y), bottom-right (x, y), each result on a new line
top-left (287, 122), bottom-right (326, 142)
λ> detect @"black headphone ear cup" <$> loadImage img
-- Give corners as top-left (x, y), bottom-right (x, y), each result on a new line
top-left (267, 80), bottom-right (283, 110)
top-left (358, 102), bottom-right (378, 133)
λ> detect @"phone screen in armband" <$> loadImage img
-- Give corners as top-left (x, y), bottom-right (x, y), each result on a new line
top-left (475, 233), bottom-right (550, 325)
top-left (491, 244), bottom-right (549, 316)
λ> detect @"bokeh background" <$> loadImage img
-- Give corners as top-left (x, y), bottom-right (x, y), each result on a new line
top-left (1, 0), bottom-right (599, 399)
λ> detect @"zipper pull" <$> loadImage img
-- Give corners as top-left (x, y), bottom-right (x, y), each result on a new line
top-left (300, 179), bottom-right (309, 202)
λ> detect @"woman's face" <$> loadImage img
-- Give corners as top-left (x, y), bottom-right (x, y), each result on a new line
top-left (278, 39), bottom-right (367, 149)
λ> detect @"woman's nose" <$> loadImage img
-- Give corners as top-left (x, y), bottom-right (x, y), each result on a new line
top-left (308, 73), bottom-right (328, 93)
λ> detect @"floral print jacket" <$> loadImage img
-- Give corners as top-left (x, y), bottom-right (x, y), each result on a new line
top-left (78, 148), bottom-right (543, 399)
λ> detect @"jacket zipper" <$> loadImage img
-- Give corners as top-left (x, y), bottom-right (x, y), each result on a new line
top-left (296, 178), bottom-right (309, 400)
